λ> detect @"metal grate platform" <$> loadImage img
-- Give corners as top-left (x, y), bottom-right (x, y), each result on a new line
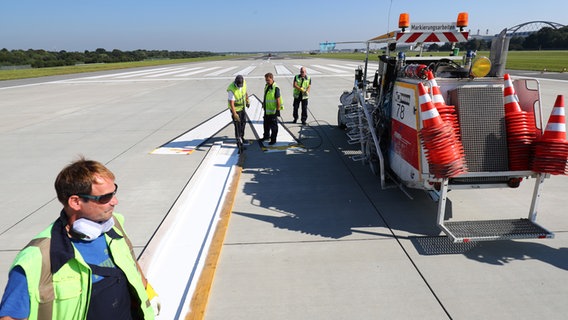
top-left (450, 86), bottom-right (509, 173)
top-left (441, 219), bottom-right (554, 243)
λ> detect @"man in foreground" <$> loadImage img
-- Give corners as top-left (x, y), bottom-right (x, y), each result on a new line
top-left (0, 158), bottom-right (159, 319)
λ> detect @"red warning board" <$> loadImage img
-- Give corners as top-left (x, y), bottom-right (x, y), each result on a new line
top-left (396, 31), bottom-right (469, 43)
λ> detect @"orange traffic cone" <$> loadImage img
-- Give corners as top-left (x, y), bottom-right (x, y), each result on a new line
top-left (418, 82), bottom-right (468, 178)
top-left (427, 70), bottom-right (461, 137)
top-left (504, 74), bottom-right (522, 113)
top-left (532, 95), bottom-right (568, 175)
top-left (427, 70), bottom-right (445, 106)
top-left (541, 95), bottom-right (566, 142)
top-left (418, 82), bottom-right (443, 128)
top-left (503, 73), bottom-right (539, 170)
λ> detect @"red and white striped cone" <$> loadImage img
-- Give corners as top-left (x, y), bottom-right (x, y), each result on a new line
top-left (532, 95), bottom-right (568, 175)
top-left (506, 111), bottom-right (537, 170)
top-left (427, 70), bottom-right (461, 138)
top-left (504, 74), bottom-right (522, 114)
top-left (427, 70), bottom-right (445, 107)
top-left (541, 95), bottom-right (566, 142)
top-left (418, 81), bottom-right (443, 128)
top-left (503, 74), bottom-right (539, 170)
top-left (417, 82), bottom-right (468, 178)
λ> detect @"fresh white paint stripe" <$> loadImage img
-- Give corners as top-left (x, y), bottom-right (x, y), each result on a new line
top-left (151, 95), bottom-right (300, 156)
top-left (293, 65), bottom-right (321, 75)
top-left (140, 142), bottom-right (238, 320)
top-left (247, 96), bottom-right (300, 151)
top-left (151, 110), bottom-right (231, 154)
top-left (174, 66), bottom-right (221, 77)
top-left (206, 66), bottom-right (238, 76)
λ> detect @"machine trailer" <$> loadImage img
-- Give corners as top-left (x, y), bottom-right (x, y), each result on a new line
top-left (337, 12), bottom-right (567, 242)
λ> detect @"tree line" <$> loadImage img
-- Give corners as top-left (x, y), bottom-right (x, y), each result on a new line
top-left (0, 48), bottom-right (219, 68)
top-left (428, 25), bottom-right (568, 52)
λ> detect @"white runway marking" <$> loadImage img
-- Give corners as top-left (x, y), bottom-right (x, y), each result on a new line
top-left (234, 65), bottom-right (256, 76)
top-left (6, 63), bottom-right (373, 88)
top-left (174, 66), bottom-right (222, 77)
top-left (79, 66), bottom-right (181, 79)
top-left (294, 65), bottom-right (321, 75)
top-left (141, 142), bottom-right (238, 319)
top-left (247, 96), bottom-right (302, 152)
top-left (329, 64), bottom-right (358, 70)
top-left (151, 110), bottom-right (231, 155)
top-left (206, 66), bottom-right (238, 76)
top-left (311, 64), bottom-right (350, 73)
top-left (116, 67), bottom-right (188, 78)
top-left (275, 64), bottom-right (292, 75)
top-left (152, 95), bottom-right (301, 155)
top-left (145, 67), bottom-right (204, 78)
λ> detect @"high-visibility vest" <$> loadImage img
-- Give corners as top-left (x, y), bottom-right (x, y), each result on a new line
top-left (10, 213), bottom-right (154, 320)
top-left (293, 75), bottom-right (310, 99)
top-left (227, 81), bottom-right (248, 111)
top-left (264, 83), bottom-right (283, 115)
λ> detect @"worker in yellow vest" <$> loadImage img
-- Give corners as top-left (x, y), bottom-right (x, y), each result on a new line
top-left (261, 73), bottom-right (283, 145)
top-left (292, 66), bottom-right (311, 125)
top-left (0, 158), bottom-right (158, 319)
top-left (227, 75), bottom-right (250, 150)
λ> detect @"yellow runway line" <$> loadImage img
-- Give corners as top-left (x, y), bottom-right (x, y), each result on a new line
top-left (185, 154), bottom-right (244, 320)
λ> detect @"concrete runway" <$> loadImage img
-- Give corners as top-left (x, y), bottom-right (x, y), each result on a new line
top-left (1, 56), bottom-right (567, 319)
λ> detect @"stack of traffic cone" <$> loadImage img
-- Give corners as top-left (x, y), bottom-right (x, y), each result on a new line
top-left (417, 82), bottom-right (468, 178)
top-left (532, 95), bottom-right (568, 175)
top-left (427, 71), bottom-right (461, 138)
top-left (503, 74), bottom-right (538, 170)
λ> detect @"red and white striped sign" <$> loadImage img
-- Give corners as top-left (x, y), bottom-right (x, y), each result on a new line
top-left (396, 31), bottom-right (469, 43)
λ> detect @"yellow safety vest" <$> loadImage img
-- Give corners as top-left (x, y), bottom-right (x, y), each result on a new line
top-left (264, 83), bottom-right (284, 115)
top-left (227, 81), bottom-right (248, 111)
top-left (293, 75), bottom-right (310, 99)
top-left (10, 213), bottom-right (154, 320)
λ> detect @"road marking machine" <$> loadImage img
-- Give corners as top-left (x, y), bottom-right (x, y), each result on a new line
top-left (337, 12), bottom-right (567, 242)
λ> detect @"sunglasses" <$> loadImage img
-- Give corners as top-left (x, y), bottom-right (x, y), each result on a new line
top-left (77, 184), bottom-right (118, 204)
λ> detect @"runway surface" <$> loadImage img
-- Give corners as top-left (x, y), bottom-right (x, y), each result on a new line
top-left (1, 56), bottom-right (568, 319)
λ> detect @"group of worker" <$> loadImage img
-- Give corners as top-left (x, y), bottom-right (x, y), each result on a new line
top-left (227, 67), bottom-right (312, 149)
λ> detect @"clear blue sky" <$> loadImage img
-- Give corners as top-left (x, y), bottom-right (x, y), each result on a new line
top-left (1, 0), bottom-right (566, 52)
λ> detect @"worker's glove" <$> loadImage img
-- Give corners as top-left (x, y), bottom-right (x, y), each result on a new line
top-left (232, 113), bottom-right (240, 122)
top-left (246, 101), bottom-right (250, 108)
top-left (275, 110), bottom-right (281, 117)
top-left (146, 282), bottom-right (161, 316)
